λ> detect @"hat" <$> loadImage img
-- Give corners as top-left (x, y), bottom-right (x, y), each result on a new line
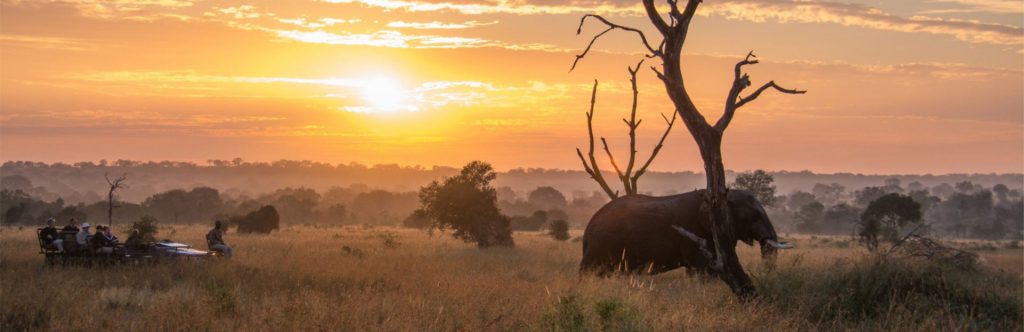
top-left (82, 223), bottom-right (90, 228)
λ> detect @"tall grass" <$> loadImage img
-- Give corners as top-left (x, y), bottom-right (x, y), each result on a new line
top-left (1, 226), bottom-right (1020, 331)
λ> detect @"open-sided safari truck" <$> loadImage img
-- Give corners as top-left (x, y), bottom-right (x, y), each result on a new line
top-left (37, 228), bottom-right (221, 266)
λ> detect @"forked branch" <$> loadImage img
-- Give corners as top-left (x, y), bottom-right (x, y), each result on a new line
top-left (716, 51), bottom-right (806, 131)
top-left (576, 63), bottom-right (676, 199)
top-left (570, 14), bottom-right (660, 72)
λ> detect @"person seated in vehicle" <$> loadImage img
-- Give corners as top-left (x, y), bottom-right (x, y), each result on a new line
top-left (39, 218), bottom-right (64, 252)
top-left (91, 225), bottom-right (119, 254)
top-left (62, 218), bottom-right (80, 232)
top-left (206, 220), bottom-right (232, 258)
top-left (76, 223), bottom-right (92, 247)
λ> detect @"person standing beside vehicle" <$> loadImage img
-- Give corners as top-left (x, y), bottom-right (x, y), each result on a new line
top-left (206, 220), bottom-right (232, 258)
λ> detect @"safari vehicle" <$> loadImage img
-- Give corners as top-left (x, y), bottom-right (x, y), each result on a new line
top-left (37, 228), bottom-right (221, 266)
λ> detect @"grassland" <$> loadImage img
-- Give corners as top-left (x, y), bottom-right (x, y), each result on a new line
top-left (1, 225), bottom-right (1021, 331)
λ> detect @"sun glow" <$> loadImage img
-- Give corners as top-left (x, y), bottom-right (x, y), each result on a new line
top-left (351, 75), bottom-right (417, 114)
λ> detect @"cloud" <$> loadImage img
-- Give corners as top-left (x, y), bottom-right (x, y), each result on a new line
top-left (700, 0), bottom-right (1022, 46)
top-left (386, 20), bottom-right (498, 29)
top-left (0, 34), bottom-right (87, 51)
top-left (277, 17), bottom-right (361, 28)
top-left (320, 0), bottom-right (1022, 47)
top-left (271, 28), bottom-right (562, 50)
top-left (924, 0), bottom-right (1023, 14)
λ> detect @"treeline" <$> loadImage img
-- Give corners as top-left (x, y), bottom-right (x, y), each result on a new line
top-left (2, 160), bottom-right (1019, 206)
top-left (0, 175), bottom-right (605, 229)
top-left (740, 172), bottom-right (1024, 240)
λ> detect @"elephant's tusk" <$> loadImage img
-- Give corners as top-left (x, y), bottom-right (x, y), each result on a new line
top-left (671, 225), bottom-right (705, 247)
top-left (766, 239), bottom-right (794, 249)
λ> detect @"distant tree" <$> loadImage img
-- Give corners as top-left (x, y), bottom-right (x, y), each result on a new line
top-left (794, 202), bottom-right (824, 233)
top-left (548, 219), bottom-right (570, 241)
top-left (527, 186), bottom-right (568, 211)
top-left (496, 186), bottom-right (518, 203)
top-left (882, 178), bottom-right (903, 193)
top-left (907, 189), bottom-right (940, 211)
top-left (858, 193), bottom-right (922, 252)
top-left (906, 181), bottom-right (925, 192)
top-left (416, 161), bottom-right (514, 248)
top-left (235, 205), bottom-right (280, 234)
top-left (854, 187), bottom-right (887, 207)
top-left (822, 203), bottom-right (861, 234)
top-left (811, 183), bottom-right (845, 205)
top-left (931, 183), bottom-right (955, 200)
top-left (0, 175), bottom-right (32, 192)
top-left (511, 210), bottom-right (548, 231)
top-left (992, 184), bottom-right (1010, 204)
top-left (786, 191), bottom-right (817, 212)
top-left (401, 210), bottom-right (431, 229)
top-left (955, 181), bottom-right (979, 194)
top-left (732, 170), bottom-right (777, 207)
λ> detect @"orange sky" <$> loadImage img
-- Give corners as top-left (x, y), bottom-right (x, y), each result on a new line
top-left (1, 0), bottom-right (1022, 174)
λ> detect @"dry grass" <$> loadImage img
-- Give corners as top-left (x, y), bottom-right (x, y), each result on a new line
top-left (1, 226), bottom-right (1021, 331)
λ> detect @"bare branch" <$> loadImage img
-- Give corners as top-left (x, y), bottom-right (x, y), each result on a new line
top-left (620, 58), bottom-right (646, 195)
top-left (571, 14), bottom-right (659, 72)
top-left (576, 80), bottom-right (618, 199)
top-left (735, 81), bottom-right (806, 109)
top-left (716, 52), bottom-right (805, 131)
top-left (600, 137), bottom-right (626, 183)
top-left (631, 111), bottom-right (677, 191)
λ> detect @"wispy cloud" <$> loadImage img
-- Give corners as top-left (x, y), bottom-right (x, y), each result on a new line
top-left (924, 0), bottom-right (1023, 14)
top-left (386, 20), bottom-right (498, 29)
top-left (271, 29), bottom-right (562, 50)
top-left (0, 34), bottom-right (88, 51)
top-left (702, 0), bottom-right (1023, 46)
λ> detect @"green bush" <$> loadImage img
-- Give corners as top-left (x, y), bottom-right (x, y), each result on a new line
top-left (755, 256), bottom-right (1022, 329)
top-left (543, 295), bottom-right (587, 332)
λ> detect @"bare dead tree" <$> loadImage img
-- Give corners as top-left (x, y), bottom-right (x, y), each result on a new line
top-left (572, 1), bottom-right (805, 273)
top-left (576, 60), bottom-right (677, 199)
top-left (105, 173), bottom-right (128, 227)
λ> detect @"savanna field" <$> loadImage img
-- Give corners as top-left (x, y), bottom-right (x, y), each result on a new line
top-left (1, 225), bottom-right (1021, 331)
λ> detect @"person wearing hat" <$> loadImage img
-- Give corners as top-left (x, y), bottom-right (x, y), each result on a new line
top-left (76, 223), bottom-right (93, 247)
top-left (40, 218), bottom-right (63, 252)
top-left (206, 220), bottom-right (232, 258)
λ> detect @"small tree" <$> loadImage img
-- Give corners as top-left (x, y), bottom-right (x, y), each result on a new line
top-left (105, 173), bottom-right (128, 227)
top-left (731, 170), bottom-right (777, 207)
top-left (858, 194), bottom-right (922, 252)
top-left (416, 161), bottom-right (514, 247)
top-left (235, 205), bottom-right (280, 234)
top-left (548, 219), bottom-right (570, 241)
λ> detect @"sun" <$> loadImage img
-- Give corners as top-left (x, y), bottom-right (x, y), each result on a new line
top-left (356, 76), bottom-right (416, 113)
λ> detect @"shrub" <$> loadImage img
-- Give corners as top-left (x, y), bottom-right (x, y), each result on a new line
top-left (593, 297), bottom-right (648, 332)
top-left (234, 205), bottom-right (280, 234)
top-left (549, 219), bottom-right (570, 241)
top-left (543, 295), bottom-right (587, 332)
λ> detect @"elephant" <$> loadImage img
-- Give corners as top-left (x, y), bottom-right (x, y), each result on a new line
top-left (579, 189), bottom-right (793, 297)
